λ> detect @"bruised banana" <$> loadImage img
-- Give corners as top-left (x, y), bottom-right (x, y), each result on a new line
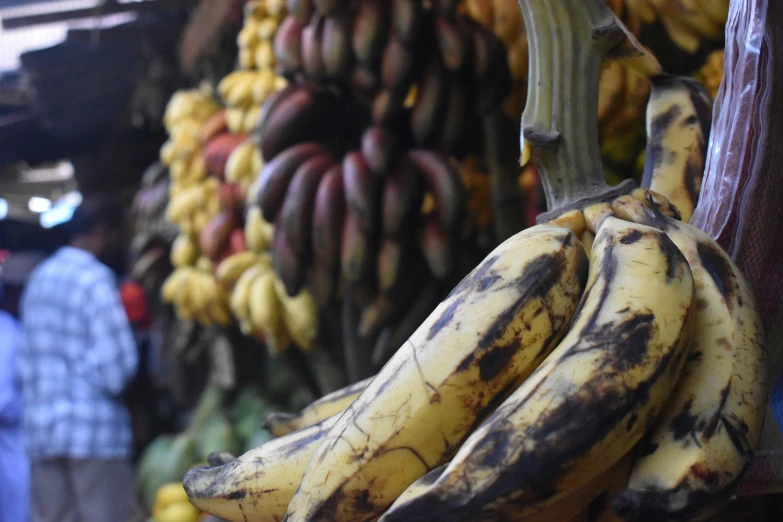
top-left (641, 75), bottom-right (713, 223)
top-left (609, 195), bottom-right (767, 522)
top-left (384, 217), bottom-right (694, 521)
top-left (283, 224), bottom-right (589, 522)
top-left (185, 416), bottom-right (338, 522)
top-left (263, 376), bottom-right (374, 437)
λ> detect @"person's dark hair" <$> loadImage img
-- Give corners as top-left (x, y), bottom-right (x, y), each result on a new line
top-left (65, 196), bottom-right (125, 238)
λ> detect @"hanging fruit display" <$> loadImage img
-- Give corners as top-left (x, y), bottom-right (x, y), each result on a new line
top-left (179, 1), bottom-right (764, 521)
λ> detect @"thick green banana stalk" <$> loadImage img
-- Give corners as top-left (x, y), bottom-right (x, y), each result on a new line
top-left (641, 75), bottom-right (713, 222)
top-left (380, 216), bottom-right (694, 521)
top-left (263, 376), bottom-right (374, 437)
top-left (283, 223), bottom-right (589, 522)
top-left (609, 194), bottom-right (767, 521)
top-left (184, 416), bottom-right (338, 522)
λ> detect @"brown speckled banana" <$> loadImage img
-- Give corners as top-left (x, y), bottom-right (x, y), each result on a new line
top-left (283, 223), bottom-right (589, 522)
top-left (641, 75), bottom-right (713, 223)
top-left (378, 216), bottom-right (694, 521)
top-left (184, 416), bottom-right (338, 522)
top-left (608, 194), bottom-right (767, 522)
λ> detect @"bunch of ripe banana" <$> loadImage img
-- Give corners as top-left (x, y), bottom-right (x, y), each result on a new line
top-left (619, 0), bottom-right (729, 54)
top-left (224, 249), bottom-right (319, 354)
top-left (161, 259), bottom-right (232, 327)
top-left (223, 0), bottom-right (290, 135)
top-left (224, 137), bottom-right (264, 198)
top-left (183, 2), bottom-right (767, 521)
top-left (238, 0), bottom-right (287, 70)
top-left (219, 70), bottom-right (286, 134)
top-left (165, 177), bottom-right (221, 238)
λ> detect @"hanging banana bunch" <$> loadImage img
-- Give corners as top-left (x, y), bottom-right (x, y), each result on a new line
top-left (222, 0), bottom-right (289, 134)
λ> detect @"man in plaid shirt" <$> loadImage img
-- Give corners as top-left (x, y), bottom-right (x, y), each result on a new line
top-left (18, 198), bottom-right (139, 522)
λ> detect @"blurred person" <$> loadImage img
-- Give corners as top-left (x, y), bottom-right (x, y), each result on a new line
top-left (17, 198), bottom-right (139, 522)
top-left (0, 251), bottom-right (43, 522)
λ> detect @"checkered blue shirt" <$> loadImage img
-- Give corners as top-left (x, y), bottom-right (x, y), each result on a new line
top-left (17, 247), bottom-right (138, 459)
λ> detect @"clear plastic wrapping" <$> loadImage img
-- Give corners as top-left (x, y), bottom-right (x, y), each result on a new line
top-left (700, 0), bottom-right (783, 496)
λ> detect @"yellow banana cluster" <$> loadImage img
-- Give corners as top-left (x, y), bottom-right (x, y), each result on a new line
top-left (180, 2), bottom-right (762, 521)
top-left (220, 70), bottom-right (288, 134)
top-left (170, 234), bottom-right (200, 268)
top-left (160, 88), bottom-right (220, 188)
top-left (238, 0), bottom-right (286, 70)
top-left (160, 88), bottom-right (223, 241)
top-left (227, 249), bottom-right (318, 355)
top-left (161, 262), bottom-right (232, 327)
top-left (181, 191), bottom-right (765, 522)
top-left (165, 177), bottom-right (221, 238)
top-left (152, 483), bottom-right (201, 522)
top-left (224, 138), bottom-right (264, 198)
top-left (222, 0), bottom-right (289, 134)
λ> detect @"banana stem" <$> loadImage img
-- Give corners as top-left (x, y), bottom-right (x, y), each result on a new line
top-left (518, 0), bottom-right (636, 221)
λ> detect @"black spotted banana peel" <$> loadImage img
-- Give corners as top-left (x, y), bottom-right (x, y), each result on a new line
top-left (263, 376), bottom-right (374, 437)
top-left (283, 223), bottom-right (589, 522)
top-left (379, 216), bottom-right (695, 521)
top-left (382, 455), bottom-right (633, 522)
top-left (184, 416), bottom-right (339, 522)
top-left (608, 194), bottom-right (767, 522)
top-left (640, 75), bottom-right (713, 223)
top-left (377, 1), bottom-right (691, 520)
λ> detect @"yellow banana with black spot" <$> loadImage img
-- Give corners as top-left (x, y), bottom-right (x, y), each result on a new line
top-left (641, 74), bottom-right (713, 222)
top-left (283, 223), bottom-right (589, 522)
top-left (609, 194), bottom-right (767, 522)
top-left (379, 217), bottom-right (694, 521)
top-left (184, 416), bottom-right (339, 522)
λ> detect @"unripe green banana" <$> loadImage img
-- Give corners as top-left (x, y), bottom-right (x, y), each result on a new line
top-left (609, 195), bottom-right (767, 522)
top-left (384, 217), bottom-right (694, 521)
top-left (283, 223), bottom-right (589, 522)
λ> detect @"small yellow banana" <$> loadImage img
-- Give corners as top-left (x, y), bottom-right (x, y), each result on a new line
top-left (224, 140), bottom-right (255, 184)
top-left (230, 263), bottom-right (266, 322)
top-left (248, 271), bottom-right (283, 345)
top-left (273, 278), bottom-right (318, 351)
top-left (170, 234), bottom-right (200, 268)
top-left (215, 251), bottom-right (259, 289)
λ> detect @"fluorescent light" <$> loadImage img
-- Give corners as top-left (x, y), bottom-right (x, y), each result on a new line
top-left (28, 196), bottom-right (52, 213)
top-left (0, 198), bottom-right (7, 220)
top-left (40, 205), bottom-right (75, 229)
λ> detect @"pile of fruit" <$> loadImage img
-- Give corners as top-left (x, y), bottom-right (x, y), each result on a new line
top-left (179, 1), bottom-right (765, 522)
